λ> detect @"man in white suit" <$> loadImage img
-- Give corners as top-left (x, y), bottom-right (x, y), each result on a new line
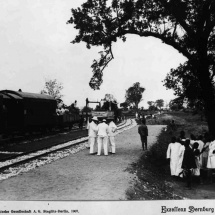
top-left (88, 116), bottom-right (98, 154)
top-left (97, 119), bottom-right (109, 156)
top-left (108, 120), bottom-right (117, 154)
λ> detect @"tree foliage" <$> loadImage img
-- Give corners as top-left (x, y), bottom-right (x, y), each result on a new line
top-left (68, 0), bottom-right (215, 135)
top-left (163, 61), bottom-right (211, 110)
top-left (169, 98), bottom-right (184, 111)
top-left (120, 101), bottom-right (129, 110)
top-left (125, 82), bottom-right (145, 108)
top-left (82, 106), bottom-right (93, 112)
top-left (147, 101), bottom-right (157, 111)
top-left (155, 99), bottom-right (164, 109)
top-left (41, 79), bottom-right (63, 100)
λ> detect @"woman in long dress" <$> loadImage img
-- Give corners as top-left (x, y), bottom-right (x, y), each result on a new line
top-left (166, 136), bottom-right (181, 176)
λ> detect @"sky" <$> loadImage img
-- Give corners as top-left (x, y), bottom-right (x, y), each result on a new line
top-left (0, 0), bottom-right (187, 109)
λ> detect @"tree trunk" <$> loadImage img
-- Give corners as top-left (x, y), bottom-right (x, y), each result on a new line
top-left (197, 60), bottom-right (215, 137)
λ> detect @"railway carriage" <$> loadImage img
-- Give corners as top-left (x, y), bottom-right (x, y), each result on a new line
top-left (0, 90), bottom-right (80, 137)
top-left (0, 90), bottom-right (57, 134)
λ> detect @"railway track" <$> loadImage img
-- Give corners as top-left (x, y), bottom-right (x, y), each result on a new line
top-left (0, 119), bottom-right (135, 180)
top-left (0, 124), bottom-right (85, 146)
top-left (0, 120), bottom-right (127, 161)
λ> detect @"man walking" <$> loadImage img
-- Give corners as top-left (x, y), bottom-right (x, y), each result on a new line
top-left (97, 119), bottom-right (109, 156)
top-left (88, 116), bottom-right (98, 154)
top-left (138, 119), bottom-right (148, 150)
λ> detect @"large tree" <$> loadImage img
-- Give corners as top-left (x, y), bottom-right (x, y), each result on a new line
top-left (125, 82), bottom-right (145, 109)
top-left (68, 0), bottom-right (215, 135)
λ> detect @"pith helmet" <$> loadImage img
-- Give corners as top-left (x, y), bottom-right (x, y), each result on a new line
top-left (92, 116), bottom-right (98, 121)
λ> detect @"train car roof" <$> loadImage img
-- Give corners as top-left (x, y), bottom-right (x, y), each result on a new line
top-left (0, 90), bottom-right (56, 101)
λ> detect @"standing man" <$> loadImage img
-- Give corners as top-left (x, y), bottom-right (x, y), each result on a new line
top-left (97, 119), bottom-right (109, 156)
top-left (138, 119), bottom-right (148, 150)
top-left (88, 116), bottom-right (98, 154)
top-left (108, 119), bottom-right (117, 154)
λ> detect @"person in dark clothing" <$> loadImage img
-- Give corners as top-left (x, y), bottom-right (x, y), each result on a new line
top-left (179, 130), bottom-right (186, 141)
top-left (182, 139), bottom-right (197, 189)
top-left (138, 119), bottom-right (148, 150)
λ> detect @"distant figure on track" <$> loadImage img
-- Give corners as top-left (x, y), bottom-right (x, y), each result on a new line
top-left (97, 119), bottom-right (109, 156)
top-left (88, 116), bottom-right (98, 155)
top-left (138, 119), bottom-right (148, 150)
top-left (108, 119), bottom-right (117, 154)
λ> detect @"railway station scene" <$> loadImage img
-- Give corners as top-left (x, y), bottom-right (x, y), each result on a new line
top-left (1, 0), bottom-right (215, 214)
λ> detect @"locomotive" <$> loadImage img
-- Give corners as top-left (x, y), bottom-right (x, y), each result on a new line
top-left (0, 90), bottom-right (81, 137)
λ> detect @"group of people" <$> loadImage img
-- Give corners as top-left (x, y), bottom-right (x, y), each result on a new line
top-left (167, 131), bottom-right (215, 189)
top-left (87, 116), bottom-right (117, 156)
top-left (56, 100), bottom-right (79, 116)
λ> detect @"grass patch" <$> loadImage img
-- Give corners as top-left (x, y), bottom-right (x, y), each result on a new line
top-left (126, 111), bottom-right (208, 200)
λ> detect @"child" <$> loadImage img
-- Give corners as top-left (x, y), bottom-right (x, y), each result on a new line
top-left (193, 142), bottom-right (202, 183)
top-left (182, 139), bottom-right (197, 189)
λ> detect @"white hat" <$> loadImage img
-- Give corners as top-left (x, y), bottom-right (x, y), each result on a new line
top-left (92, 116), bottom-right (98, 121)
top-left (102, 119), bottom-right (106, 122)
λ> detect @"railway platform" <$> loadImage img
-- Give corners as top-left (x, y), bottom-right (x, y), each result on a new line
top-left (0, 125), bottom-right (165, 200)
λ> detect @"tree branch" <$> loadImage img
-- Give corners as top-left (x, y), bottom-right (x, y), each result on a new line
top-left (158, 0), bottom-right (194, 37)
top-left (120, 29), bottom-right (191, 59)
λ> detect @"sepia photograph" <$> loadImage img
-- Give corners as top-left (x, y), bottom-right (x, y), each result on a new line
top-left (0, 0), bottom-right (215, 214)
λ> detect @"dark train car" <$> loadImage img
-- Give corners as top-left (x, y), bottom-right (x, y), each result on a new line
top-left (0, 90), bottom-right (57, 134)
top-left (57, 109), bottom-right (80, 128)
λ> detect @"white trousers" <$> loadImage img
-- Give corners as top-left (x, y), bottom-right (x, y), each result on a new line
top-left (87, 138), bottom-right (90, 148)
top-left (108, 136), bottom-right (116, 153)
top-left (97, 136), bottom-right (108, 155)
top-left (89, 137), bottom-right (97, 154)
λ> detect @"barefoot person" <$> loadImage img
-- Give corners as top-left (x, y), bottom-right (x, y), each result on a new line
top-left (138, 119), bottom-right (148, 150)
top-left (97, 119), bottom-right (109, 156)
top-left (108, 119), bottom-right (117, 154)
top-left (88, 116), bottom-right (98, 155)
top-left (192, 142), bottom-right (201, 183)
top-left (182, 139), bottom-right (197, 189)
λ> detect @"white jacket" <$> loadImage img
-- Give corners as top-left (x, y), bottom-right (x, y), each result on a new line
top-left (88, 121), bottom-right (98, 137)
top-left (97, 122), bottom-right (109, 137)
top-left (108, 121), bottom-right (117, 137)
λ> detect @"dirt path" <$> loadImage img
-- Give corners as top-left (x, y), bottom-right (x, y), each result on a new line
top-left (168, 175), bottom-right (215, 199)
top-left (0, 125), bottom-right (165, 200)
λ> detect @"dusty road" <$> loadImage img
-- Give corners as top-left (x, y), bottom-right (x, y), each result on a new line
top-left (0, 125), bottom-right (165, 200)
